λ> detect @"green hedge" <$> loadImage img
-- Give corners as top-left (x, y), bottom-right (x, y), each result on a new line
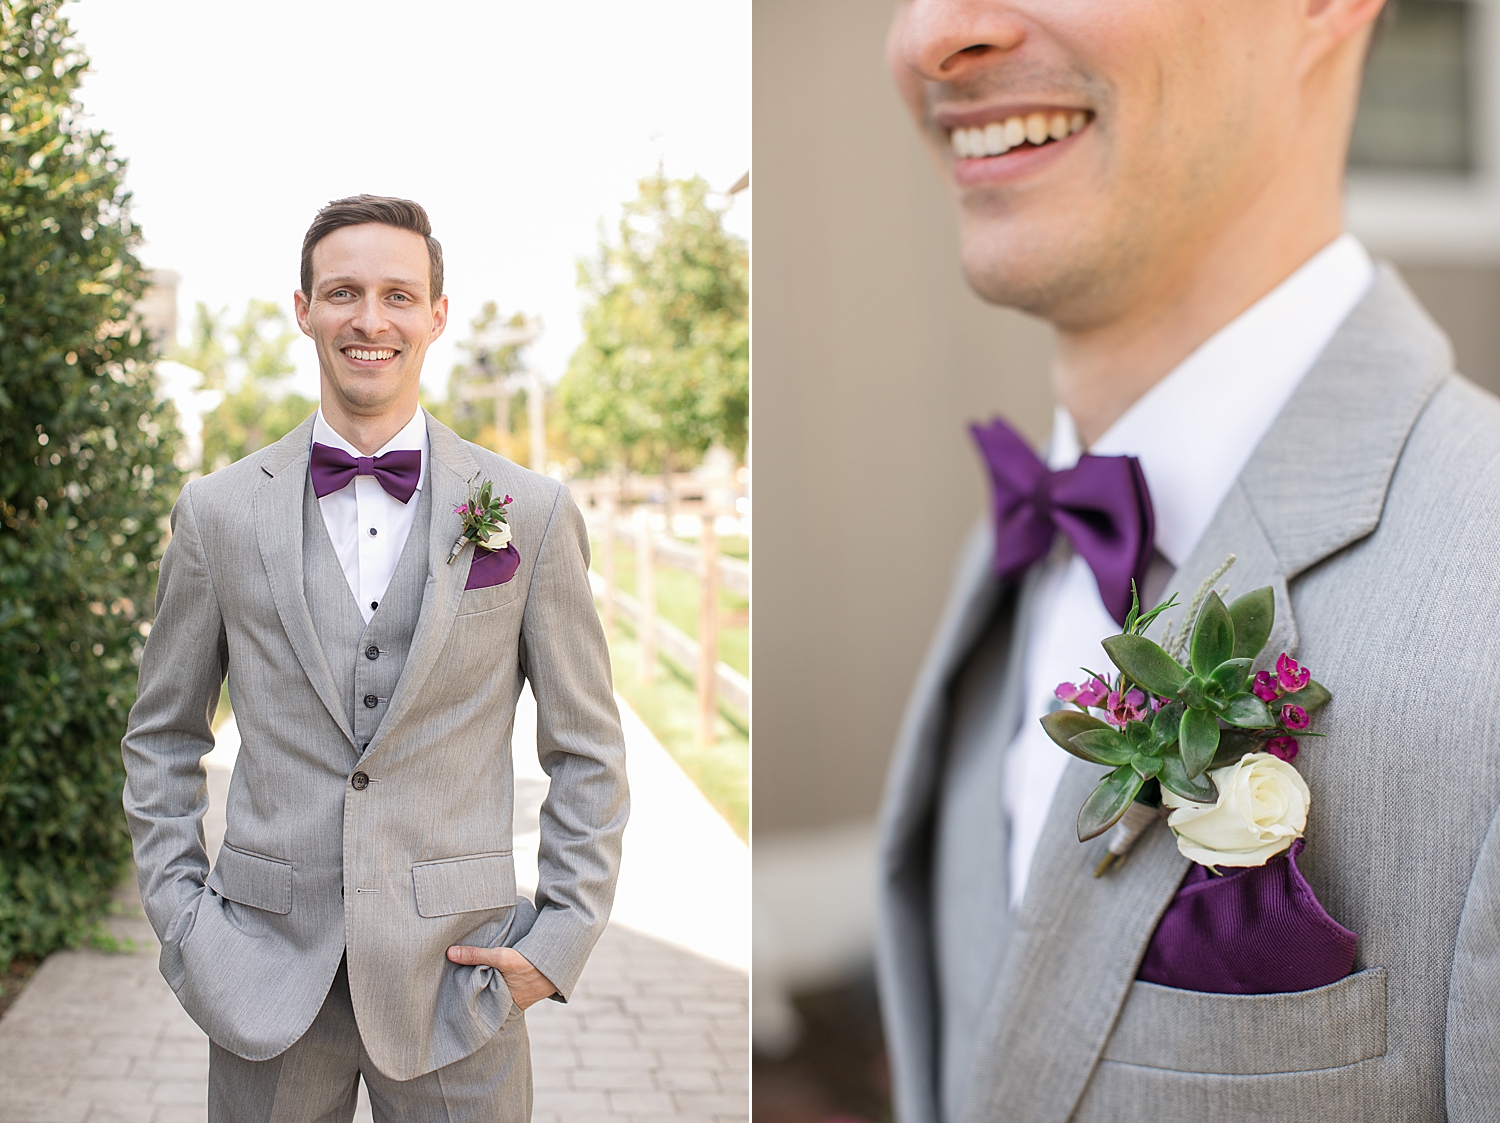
top-left (0, 2), bottom-right (180, 966)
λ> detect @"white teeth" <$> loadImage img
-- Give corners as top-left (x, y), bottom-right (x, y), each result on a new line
top-left (984, 121), bottom-right (1008, 156)
top-left (347, 348), bottom-right (394, 361)
top-left (952, 112), bottom-right (1090, 159)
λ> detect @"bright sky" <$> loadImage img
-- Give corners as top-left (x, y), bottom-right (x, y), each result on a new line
top-left (65, 0), bottom-right (750, 400)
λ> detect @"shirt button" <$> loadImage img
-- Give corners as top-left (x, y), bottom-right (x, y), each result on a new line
top-left (370, 601), bottom-right (379, 611)
top-left (366, 646), bottom-right (380, 660)
top-left (364, 694), bottom-right (379, 709)
top-left (369, 527), bottom-right (378, 536)
top-left (350, 772), bottom-right (369, 791)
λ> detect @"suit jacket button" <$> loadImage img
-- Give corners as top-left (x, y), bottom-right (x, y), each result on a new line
top-left (366, 646), bottom-right (380, 660)
top-left (364, 694), bottom-right (378, 708)
top-left (351, 772), bottom-right (369, 791)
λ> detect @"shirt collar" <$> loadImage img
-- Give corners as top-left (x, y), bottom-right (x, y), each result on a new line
top-left (1048, 233), bottom-right (1375, 568)
top-left (311, 406), bottom-right (430, 492)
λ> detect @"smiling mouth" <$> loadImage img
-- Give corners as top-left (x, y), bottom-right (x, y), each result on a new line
top-left (949, 110), bottom-right (1090, 160)
top-left (342, 346), bottom-right (399, 362)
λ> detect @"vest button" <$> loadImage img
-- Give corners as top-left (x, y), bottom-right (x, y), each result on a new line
top-left (350, 772), bottom-right (369, 791)
top-left (364, 694), bottom-right (378, 709)
top-left (366, 646), bottom-right (380, 660)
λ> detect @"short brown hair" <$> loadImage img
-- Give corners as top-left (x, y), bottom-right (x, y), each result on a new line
top-left (300, 194), bottom-right (444, 302)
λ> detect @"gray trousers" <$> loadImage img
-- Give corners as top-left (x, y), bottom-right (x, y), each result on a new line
top-left (208, 958), bottom-right (532, 1123)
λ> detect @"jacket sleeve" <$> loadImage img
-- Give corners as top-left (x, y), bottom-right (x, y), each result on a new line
top-left (511, 483), bottom-right (629, 1000)
top-left (121, 482), bottom-right (228, 953)
top-left (1445, 798), bottom-right (1500, 1116)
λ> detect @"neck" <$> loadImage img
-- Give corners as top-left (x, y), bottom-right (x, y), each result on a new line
top-left (319, 382), bottom-right (420, 455)
top-left (1053, 173), bottom-right (1344, 448)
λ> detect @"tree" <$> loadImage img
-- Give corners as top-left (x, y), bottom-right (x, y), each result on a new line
top-left (556, 172), bottom-right (748, 475)
top-left (175, 299), bottom-right (314, 471)
top-left (427, 301), bottom-right (536, 464)
top-left (0, 1), bottom-right (182, 965)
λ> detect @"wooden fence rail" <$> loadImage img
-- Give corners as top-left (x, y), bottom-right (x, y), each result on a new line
top-left (571, 474), bottom-right (748, 747)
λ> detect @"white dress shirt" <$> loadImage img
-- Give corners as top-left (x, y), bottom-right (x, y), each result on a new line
top-left (1001, 234), bottom-right (1376, 907)
top-left (310, 407), bottom-right (429, 625)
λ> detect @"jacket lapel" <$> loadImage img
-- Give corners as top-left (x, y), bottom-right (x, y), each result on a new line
top-left (959, 264), bottom-right (1451, 1123)
top-left (254, 414), bottom-right (356, 747)
top-left (362, 413), bottom-right (478, 759)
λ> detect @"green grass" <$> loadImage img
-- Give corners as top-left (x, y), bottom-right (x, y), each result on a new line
top-left (605, 621), bottom-right (749, 839)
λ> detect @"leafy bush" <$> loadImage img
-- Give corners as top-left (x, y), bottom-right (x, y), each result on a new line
top-left (0, 1), bottom-right (180, 966)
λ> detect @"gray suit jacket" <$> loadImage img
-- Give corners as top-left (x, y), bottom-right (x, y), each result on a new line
top-left (122, 413), bottom-right (628, 1081)
top-left (876, 268), bottom-right (1500, 1121)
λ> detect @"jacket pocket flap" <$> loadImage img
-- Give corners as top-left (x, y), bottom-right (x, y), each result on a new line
top-left (1102, 966), bottom-right (1387, 1074)
top-left (207, 844), bottom-right (293, 915)
top-left (412, 852), bottom-right (516, 918)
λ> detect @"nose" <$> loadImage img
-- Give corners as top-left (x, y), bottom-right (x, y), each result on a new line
top-left (350, 292), bottom-right (390, 338)
top-left (894, 0), bottom-right (1027, 83)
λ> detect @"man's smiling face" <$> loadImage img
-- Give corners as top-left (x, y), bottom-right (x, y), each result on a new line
top-left (295, 222), bottom-right (448, 418)
top-left (887, 1), bottom-right (1307, 330)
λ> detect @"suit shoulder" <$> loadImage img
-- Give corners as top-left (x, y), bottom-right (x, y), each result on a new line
top-left (1406, 373), bottom-right (1500, 475)
top-left (460, 442), bottom-right (567, 506)
top-left (173, 443), bottom-right (281, 513)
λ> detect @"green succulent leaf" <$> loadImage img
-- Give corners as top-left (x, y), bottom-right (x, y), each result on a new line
top-left (1209, 657), bottom-right (1252, 697)
top-left (1131, 752), bottom-right (1163, 779)
top-left (1228, 586), bottom-right (1275, 661)
top-left (1077, 765), bottom-right (1147, 842)
top-left (1039, 709), bottom-right (1111, 752)
top-left (1210, 728), bottom-right (1261, 769)
top-left (1179, 706), bottom-right (1221, 779)
top-left (1190, 592), bottom-right (1236, 676)
top-left (1125, 721), bottom-right (1153, 750)
top-left (1294, 679), bottom-right (1332, 713)
top-left (1102, 635), bottom-right (1189, 697)
top-left (1158, 752), bottom-right (1219, 804)
top-left (1065, 728), bottom-right (1136, 767)
top-left (1222, 692), bottom-right (1276, 729)
top-left (1152, 701), bottom-right (1184, 748)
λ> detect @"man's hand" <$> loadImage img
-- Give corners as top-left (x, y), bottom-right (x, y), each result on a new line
top-left (446, 944), bottom-right (557, 1010)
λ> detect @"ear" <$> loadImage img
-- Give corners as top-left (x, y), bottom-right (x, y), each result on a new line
top-left (429, 293), bottom-right (449, 342)
top-left (292, 289), bottom-right (313, 337)
top-left (1299, 0), bottom-right (1389, 73)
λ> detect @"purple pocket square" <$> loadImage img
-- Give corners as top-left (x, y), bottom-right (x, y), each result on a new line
top-left (464, 544), bottom-right (521, 591)
top-left (1137, 839), bottom-right (1356, 995)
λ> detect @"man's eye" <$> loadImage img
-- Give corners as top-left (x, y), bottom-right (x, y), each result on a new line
top-left (331, 289), bottom-right (351, 299)
top-left (390, 293), bottom-right (409, 302)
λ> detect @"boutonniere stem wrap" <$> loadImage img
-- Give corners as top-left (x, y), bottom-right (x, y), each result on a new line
top-left (1041, 556), bottom-right (1331, 876)
top-left (447, 477), bottom-right (513, 564)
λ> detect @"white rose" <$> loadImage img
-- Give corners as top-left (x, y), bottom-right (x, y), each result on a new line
top-left (481, 523), bottom-right (512, 551)
top-left (1161, 752), bottom-right (1309, 867)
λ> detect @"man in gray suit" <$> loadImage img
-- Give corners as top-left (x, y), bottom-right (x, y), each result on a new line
top-left (123, 195), bottom-right (628, 1121)
top-left (878, 2), bottom-right (1500, 1120)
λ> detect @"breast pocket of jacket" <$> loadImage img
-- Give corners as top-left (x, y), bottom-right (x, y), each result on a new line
top-left (412, 851), bottom-right (517, 917)
top-left (1101, 968), bottom-right (1388, 1075)
top-left (206, 843), bottom-right (293, 915)
top-left (455, 579), bottom-right (522, 617)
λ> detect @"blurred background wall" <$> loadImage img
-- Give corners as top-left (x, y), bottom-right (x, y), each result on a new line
top-left (752, 0), bottom-right (1500, 1116)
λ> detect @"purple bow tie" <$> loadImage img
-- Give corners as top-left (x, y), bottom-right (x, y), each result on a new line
top-left (309, 442), bottom-right (422, 505)
top-left (971, 417), bottom-right (1154, 626)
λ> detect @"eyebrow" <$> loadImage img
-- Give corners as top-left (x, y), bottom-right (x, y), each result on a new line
top-left (319, 276), bottom-right (427, 292)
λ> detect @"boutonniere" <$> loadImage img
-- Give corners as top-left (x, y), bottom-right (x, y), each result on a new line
top-left (445, 477), bottom-right (514, 564)
top-left (1043, 556), bottom-right (1330, 875)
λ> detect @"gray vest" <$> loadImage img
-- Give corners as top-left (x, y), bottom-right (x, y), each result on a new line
top-left (302, 473), bottom-right (431, 757)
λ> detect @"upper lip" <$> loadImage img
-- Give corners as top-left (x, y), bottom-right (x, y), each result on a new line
top-left (931, 102), bottom-right (1091, 132)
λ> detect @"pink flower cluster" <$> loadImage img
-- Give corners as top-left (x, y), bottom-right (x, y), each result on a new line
top-left (1055, 677), bottom-right (1156, 729)
top-left (1252, 654), bottom-right (1314, 761)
